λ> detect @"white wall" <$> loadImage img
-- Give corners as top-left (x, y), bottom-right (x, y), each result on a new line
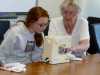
top-left (38, 0), bottom-right (63, 18)
top-left (3, 0), bottom-right (100, 25)
top-left (78, 0), bottom-right (87, 17)
top-left (0, 0), bottom-right (36, 12)
top-left (82, 0), bottom-right (100, 18)
top-left (38, 0), bottom-right (87, 18)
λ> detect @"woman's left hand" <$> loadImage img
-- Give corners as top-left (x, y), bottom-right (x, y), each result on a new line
top-left (68, 45), bottom-right (82, 52)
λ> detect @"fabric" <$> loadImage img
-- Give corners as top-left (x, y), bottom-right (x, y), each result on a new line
top-left (0, 22), bottom-right (43, 64)
top-left (0, 62), bottom-right (26, 72)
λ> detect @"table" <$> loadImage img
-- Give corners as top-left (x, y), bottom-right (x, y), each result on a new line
top-left (0, 54), bottom-right (100, 75)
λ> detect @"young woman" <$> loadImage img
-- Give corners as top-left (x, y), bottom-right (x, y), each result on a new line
top-left (0, 6), bottom-right (49, 65)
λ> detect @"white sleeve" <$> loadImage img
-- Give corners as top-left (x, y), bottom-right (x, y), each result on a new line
top-left (80, 18), bottom-right (90, 41)
top-left (0, 29), bottom-right (16, 64)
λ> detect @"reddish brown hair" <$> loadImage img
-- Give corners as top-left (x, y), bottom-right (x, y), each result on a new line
top-left (25, 6), bottom-right (49, 47)
top-left (25, 6), bottom-right (49, 27)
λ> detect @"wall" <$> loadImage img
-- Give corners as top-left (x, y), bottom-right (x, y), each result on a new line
top-left (83, 0), bottom-right (100, 18)
top-left (78, 0), bottom-right (87, 17)
top-left (0, 0), bottom-right (36, 12)
top-left (38, 0), bottom-right (63, 18)
top-left (38, 0), bottom-right (100, 18)
top-left (2, 0), bottom-right (100, 25)
top-left (38, 0), bottom-right (87, 18)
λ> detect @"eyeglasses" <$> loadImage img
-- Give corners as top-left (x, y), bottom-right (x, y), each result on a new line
top-left (35, 23), bottom-right (48, 28)
top-left (36, 20), bottom-right (50, 28)
top-left (63, 10), bottom-right (77, 15)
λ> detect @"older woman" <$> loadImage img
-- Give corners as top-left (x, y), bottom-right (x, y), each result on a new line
top-left (48, 0), bottom-right (90, 56)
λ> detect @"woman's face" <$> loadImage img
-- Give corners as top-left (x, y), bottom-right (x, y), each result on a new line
top-left (61, 5), bottom-right (78, 21)
top-left (29, 17), bottom-right (49, 33)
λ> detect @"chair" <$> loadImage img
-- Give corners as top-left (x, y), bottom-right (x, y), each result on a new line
top-left (87, 17), bottom-right (100, 54)
top-left (43, 20), bottom-right (50, 36)
top-left (0, 20), bottom-right (10, 44)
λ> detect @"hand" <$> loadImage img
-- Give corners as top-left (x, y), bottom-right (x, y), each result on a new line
top-left (68, 45), bottom-right (84, 52)
top-left (66, 46), bottom-right (80, 52)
